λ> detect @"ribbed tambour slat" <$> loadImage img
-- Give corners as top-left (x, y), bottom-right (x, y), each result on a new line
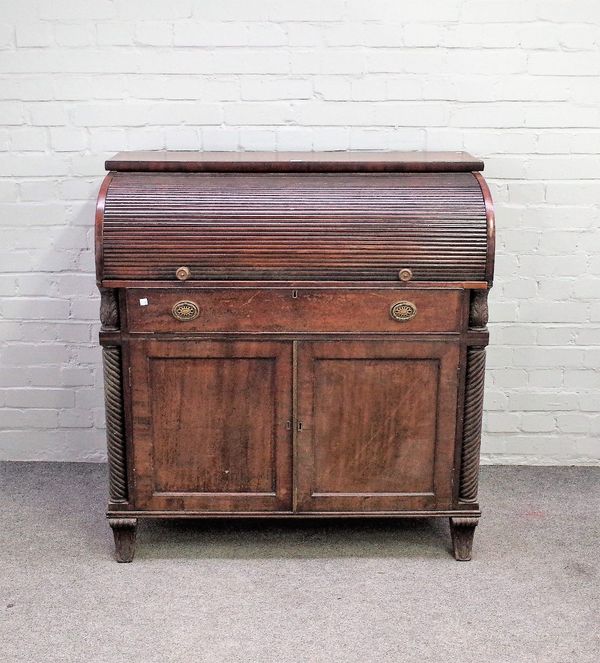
top-left (99, 172), bottom-right (489, 282)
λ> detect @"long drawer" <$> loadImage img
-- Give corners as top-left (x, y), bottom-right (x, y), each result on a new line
top-left (125, 288), bottom-right (465, 334)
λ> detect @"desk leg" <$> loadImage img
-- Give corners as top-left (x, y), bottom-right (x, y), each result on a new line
top-left (450, 516), bottom-right (478, 561)
top-left (109, 518), bottom-right (137, 563)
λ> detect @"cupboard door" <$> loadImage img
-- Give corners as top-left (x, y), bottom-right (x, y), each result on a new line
top-left (129, 340), bottom-right (292, 512)
top-left (296, 340), bottom-right (460, 512)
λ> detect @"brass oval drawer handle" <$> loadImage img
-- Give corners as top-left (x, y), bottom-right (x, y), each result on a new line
top-left (390, 301), bottom-right (417, 322)
top-left (176, 266), bottom-right (191, 281)
top-left (172, 301), bottom-right (199, 322)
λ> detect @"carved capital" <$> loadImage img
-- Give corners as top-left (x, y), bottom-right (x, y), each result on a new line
top-left (100, 288), bottom-right (119, 331)
top-left (469, 290), bottom-right (488, 329)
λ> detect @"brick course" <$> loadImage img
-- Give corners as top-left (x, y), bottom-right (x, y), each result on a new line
top-left (0, 1), bottom-right (598, 463)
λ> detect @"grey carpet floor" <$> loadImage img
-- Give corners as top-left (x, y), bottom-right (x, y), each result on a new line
top-left (0, 463), bottom-right (598, 663)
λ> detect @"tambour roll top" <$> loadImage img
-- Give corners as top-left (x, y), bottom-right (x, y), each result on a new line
top-left (96, 151), bottom-right (494, 285)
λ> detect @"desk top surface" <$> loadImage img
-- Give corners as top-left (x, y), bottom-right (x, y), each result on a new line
top-left (106, 151), bottom-right (484, 173)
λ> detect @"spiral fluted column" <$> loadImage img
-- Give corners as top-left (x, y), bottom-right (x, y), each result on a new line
top-left (102, 346), bottom-right (127, 502)
top-left (459, 347), bottom-right (486, 502)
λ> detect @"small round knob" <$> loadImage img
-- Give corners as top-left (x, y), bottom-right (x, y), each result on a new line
top-left (398, 268), bottom-right (413, 282)
top-left (176, 266), bottom-right (190, 281)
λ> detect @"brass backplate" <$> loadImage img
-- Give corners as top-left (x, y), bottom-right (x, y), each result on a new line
top-left (172, 300), bottom-right (200, 321)
top-left (390, 301), bottom-right (417, 322)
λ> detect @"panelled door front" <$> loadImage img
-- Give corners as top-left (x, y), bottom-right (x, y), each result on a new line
top-left (295, 340), bottom-right (461, 512)
top-left (129, 340), bottom-right (293, 512)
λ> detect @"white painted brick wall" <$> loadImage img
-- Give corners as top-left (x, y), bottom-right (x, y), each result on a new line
top-left (0, 1), bottom-right (599, 464)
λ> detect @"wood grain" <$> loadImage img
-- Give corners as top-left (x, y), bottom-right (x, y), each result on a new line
top-left (129, 340), bottom-right (293, 512)
top-left (295, 340), bottom-right (460, 512)
top-left (95, 151), bottom-right (494, 561)
top-left (125, 287), bottom-right (464, 334)
top-left (106, 150), bottom-right (484, 173)
top-left (474, 172), bottom-right (495, 286)
top-left (98, 171), bottom-right (489, 283)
